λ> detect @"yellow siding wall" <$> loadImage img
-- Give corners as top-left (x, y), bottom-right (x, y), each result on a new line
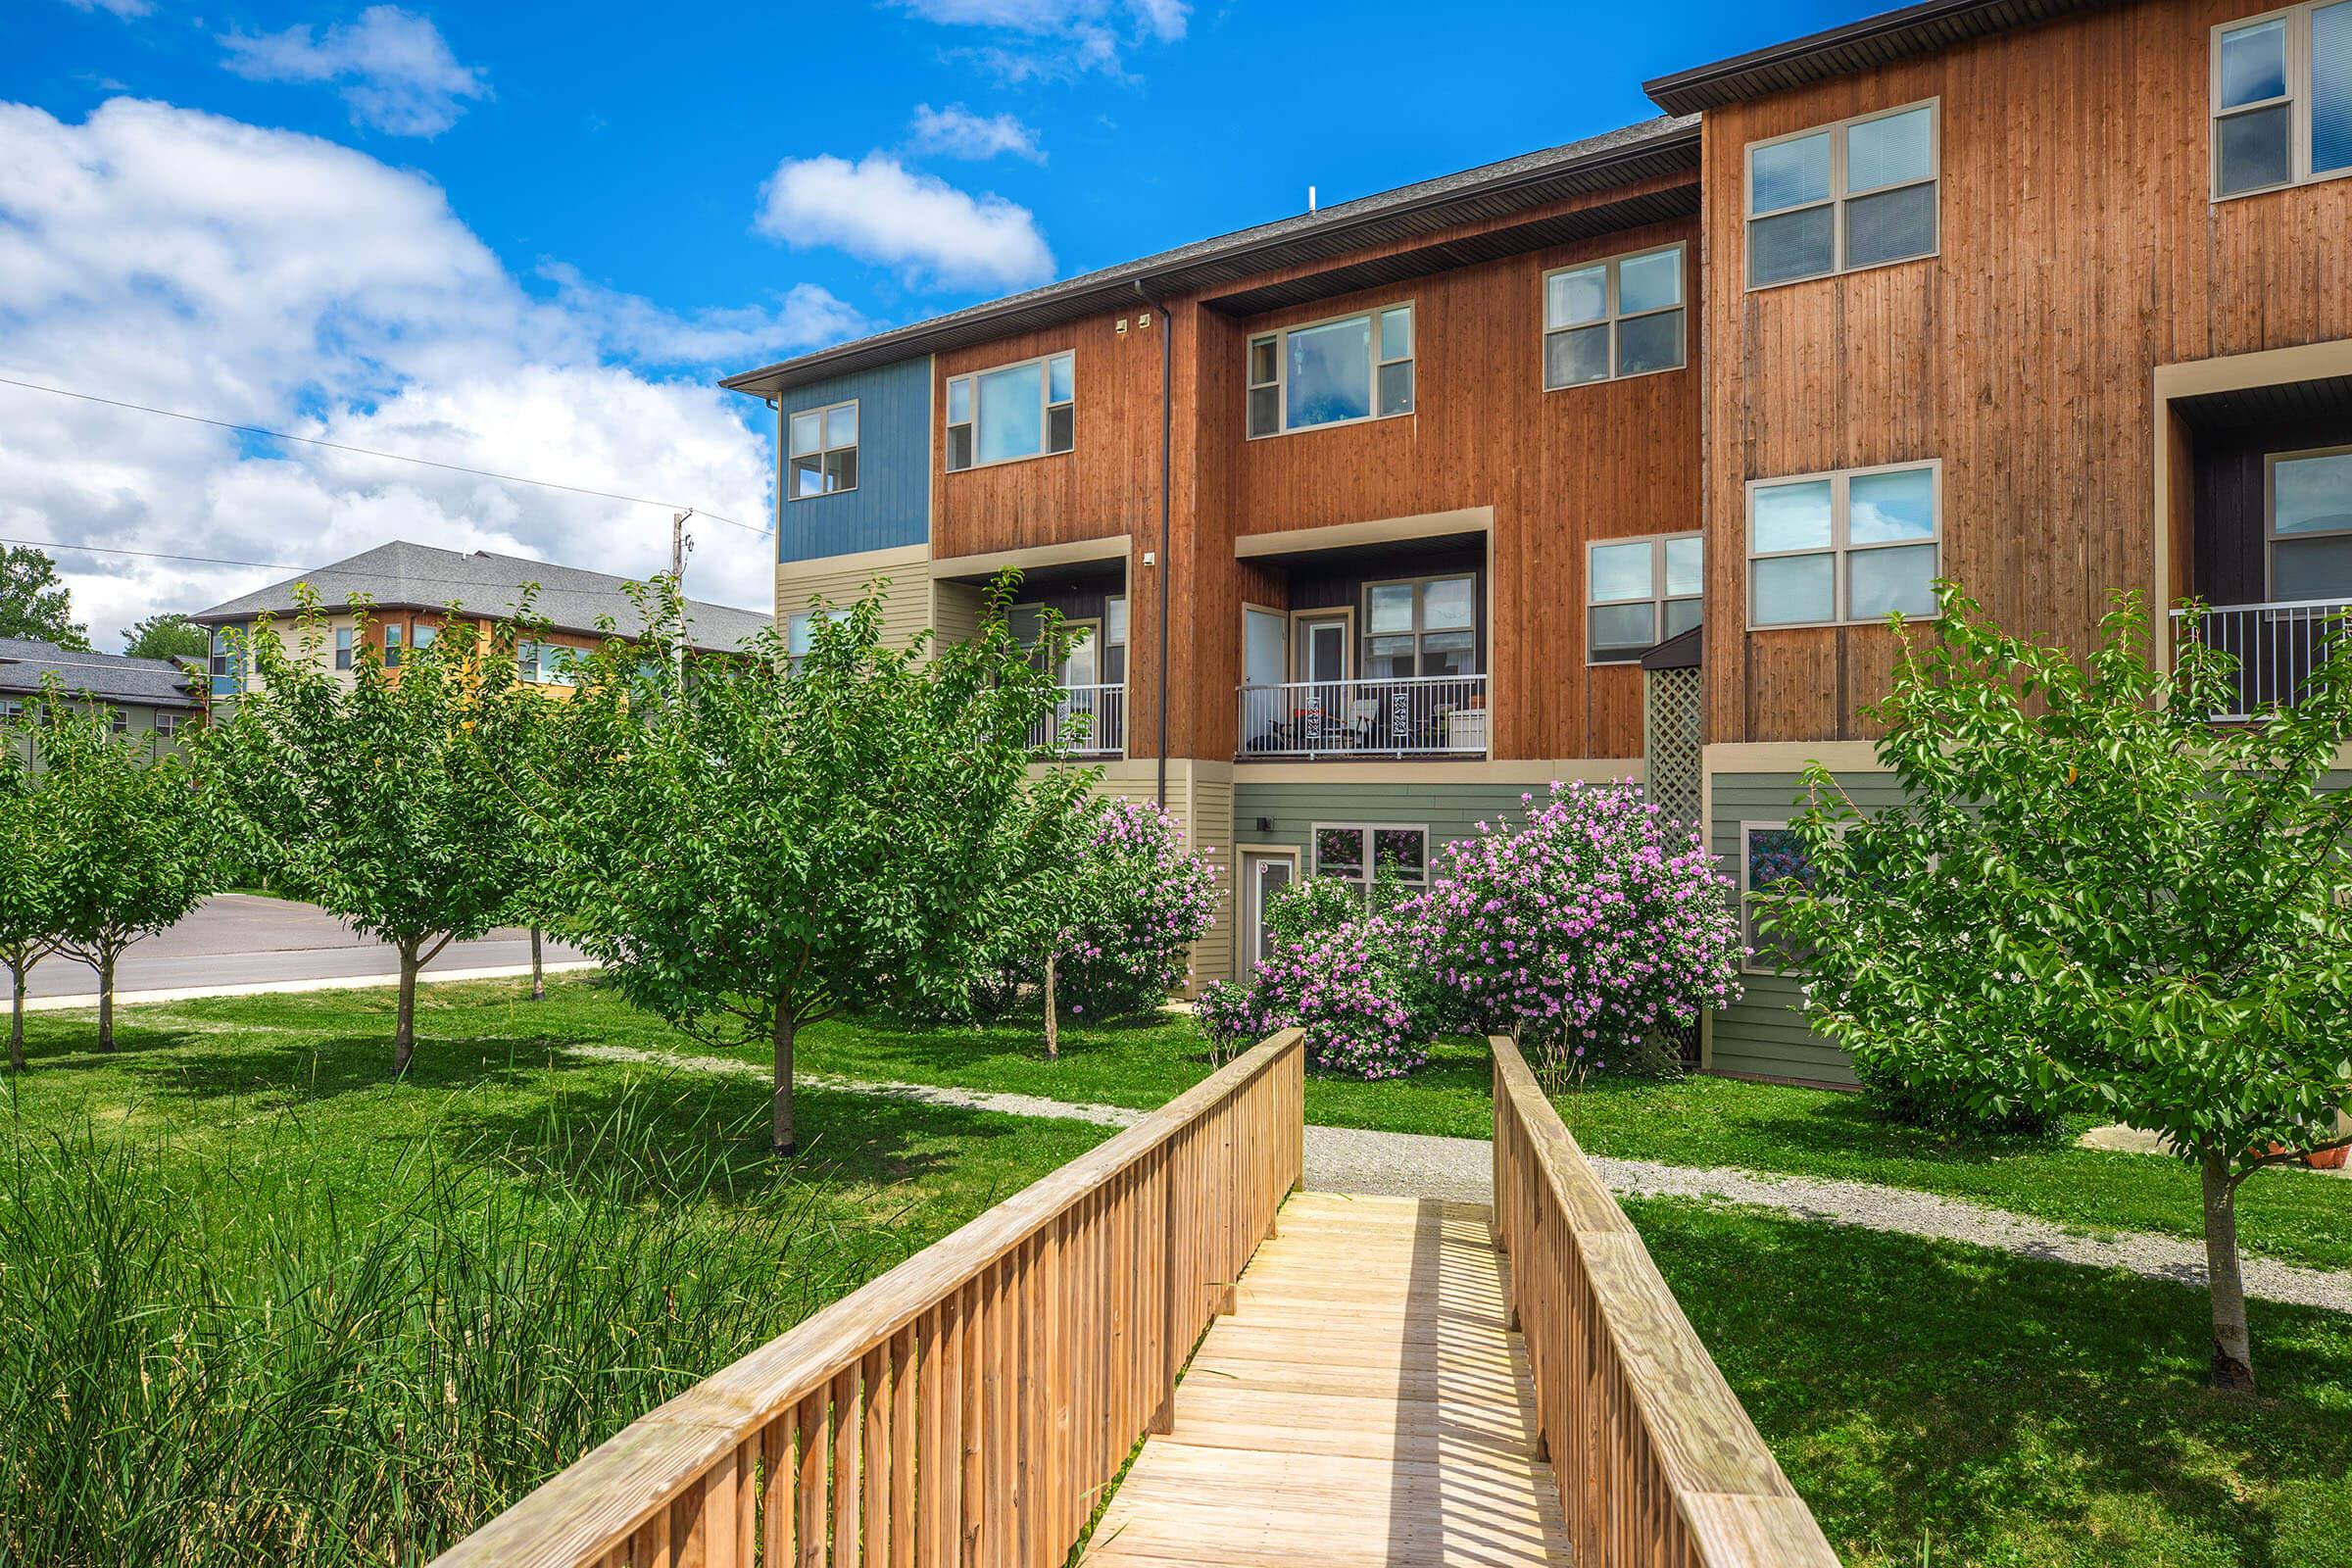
top-left (775, 544), bottom-right (932, 651)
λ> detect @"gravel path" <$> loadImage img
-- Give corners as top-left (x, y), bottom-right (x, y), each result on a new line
top-left (566, 1044), bottom-right (2352, 1314)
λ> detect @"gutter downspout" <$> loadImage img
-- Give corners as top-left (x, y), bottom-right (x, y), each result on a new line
top-left (1135, 278), bottom-right (1172, 808)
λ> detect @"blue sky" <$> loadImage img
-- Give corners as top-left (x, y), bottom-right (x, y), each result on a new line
top-left (1, 0), bottom-right (1859, 640)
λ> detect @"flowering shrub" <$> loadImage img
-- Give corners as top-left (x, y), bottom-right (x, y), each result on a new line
top-left (1403, 780), bottom-right (1742, 1085)
top-left (1262, 875), bottom-right (1360, 948)
top-left (1047, 797), bottom-right (1220, 1019)
top-left (1206, 896), bottom-right (1429, 1079)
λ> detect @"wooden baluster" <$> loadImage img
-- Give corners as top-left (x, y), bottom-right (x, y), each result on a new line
top-left (831, 1367), bottom-right (861, 1568)
top-left (861, 1344), bottom-right (891, 1568)
top-left (890, 1324), bottom-right (915, 1568)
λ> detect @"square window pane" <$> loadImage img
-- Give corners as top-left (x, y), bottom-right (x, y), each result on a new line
top-left (1423, 576), bottom-right (1475, 630)
top-left (788, 612), bottom-right (815, 658)
top-left (1592, 602), bottom-right (1656, 650)
top-left (2218, 104), bottom-right (2292, 195)
top-left (1248, 384), bottom-right (1279, 437)
top-left (1544, 324), bottom-right (1610, 388)
top-left (1316, 827), bottom-right (1364, 876)
top-left (2316, 1), bottom-right (2352, 172)
top-left (825, 403), bottom-right (858, 449)
top-left (1664, 596), bottom-right (1702, 638)
top-left (2274, 534), bottom-right (2352, 599)
top-left (1420, 630), bottom-right (1475, 676)
top-left (1844, 183), bottom-right (1937, 269)
top-left (789, 410), bottom-right (822, 457)
top-left (1618, 249), bottom-right (1682, 314)
top-left (1374, 828), bottom-right (1425, 878)
top-left (1368, 582), bottom-right (1415, 633)
top-left (1844, 107), bottom-right (1934, 192)
top-left (1250, 337), bottom-right (1277, 384)
top-left (1378, 360), bottom-right (1414, 416)
top-left (823, 448), bottom-right (858, 492)
top-left (2277, 452), bottom-right (2352, 532)
top-left (792, 454), bottom-right (825, 498)
top-left (947, 377), bottom-right (970, 425)
top-left (977, 361), bottom-right (1045, 464)
top-left (1590, 540), bottom-right (1654, 603)
top-left (1286, 316), bottom-right (1373, 428)
top-left (1748, 206), bottom-right (1835, 286)
top-left (1380, 307), bottom-right (1413, 362)
top-left (1048, 404), bottom-right (1074, 453)
top-left (1545, 265), bottom-right (1606, 327)
top-left (1849, 466), bottom-right (1936, 542)
top-left (1752, 553), bottom-right (1836, 625)
top-left (1749, 131), bottom-right (1832, 214)
top-left (1367, 635), bottom-right (1417, 677)
top-left (2220, 18), bottom-right (2287, 109)
top-left (1752, 479), bottom-right (1834, 552)
top-left (1848, 543), bottom-right (1938, 620)
top-left (1617, 310), bottom-right (1685, 375)
top-left (1665, 536), bottom-right (1702, 597)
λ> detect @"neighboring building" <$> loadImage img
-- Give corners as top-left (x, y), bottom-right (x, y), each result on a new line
top-left (0, 637), bottom-right (203, 761)
top-left (721, 0), bottom-right (2352, 1080)
top-left (189, 540), bottom-right (771, 699)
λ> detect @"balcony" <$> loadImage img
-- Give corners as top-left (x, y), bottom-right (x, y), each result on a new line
top-left (1030, 681), bottom-right (1126, 756)
top-left (1239, 673), bottom-right (1489, 759)
top-left (2173, 600), bottom-right (2352, 720)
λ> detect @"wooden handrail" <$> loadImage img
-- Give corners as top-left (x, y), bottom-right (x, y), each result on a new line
top-left (431, 1029), bottom-right (1306, 1568)
top-left (1489, 1036), bottom-right (1843, 1568)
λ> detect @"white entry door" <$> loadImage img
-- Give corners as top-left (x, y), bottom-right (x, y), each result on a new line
top-left (1240, 851), bottom-right (1297, 968)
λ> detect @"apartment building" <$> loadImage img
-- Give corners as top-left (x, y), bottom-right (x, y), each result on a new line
top-left (723, 0), bottom-right (2352, 1082)
top-left (0, 637), bottom-right (201, 762)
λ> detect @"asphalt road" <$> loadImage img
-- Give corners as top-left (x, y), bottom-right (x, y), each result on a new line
top-left (22, 893), bottom-right (589, 1001)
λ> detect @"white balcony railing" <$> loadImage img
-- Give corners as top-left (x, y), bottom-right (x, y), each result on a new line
top-left (2173, 599), bottom-right (2352, 720)
top-left (1239, 674), bottom-right (1489, 759)
top-left (1030, 682), bottom-right (1125, 756)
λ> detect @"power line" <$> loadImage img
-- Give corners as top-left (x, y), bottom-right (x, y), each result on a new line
top-left (2, 537), bottom-right (304, 572)
top-left (0, 373), bottom-right (771, 535)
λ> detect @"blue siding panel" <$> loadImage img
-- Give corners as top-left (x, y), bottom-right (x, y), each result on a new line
top-left (776, 357), bottom-right (931, 564)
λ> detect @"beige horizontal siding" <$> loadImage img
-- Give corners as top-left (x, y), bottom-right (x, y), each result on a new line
top-left (776, 545), bottom-right (930, 652)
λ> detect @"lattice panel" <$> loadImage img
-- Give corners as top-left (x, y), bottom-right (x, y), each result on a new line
top-left (1642, 664), bottom-right (1703, 833)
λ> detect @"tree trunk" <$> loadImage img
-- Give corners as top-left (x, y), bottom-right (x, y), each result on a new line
top-left (772, 1006), bottom-right (797, 1158)
top-left (96, 951), bottom-right (116, 1053)
top-left (530, 926), bottom-right (545, 1003)
top-left (7, 963), bottom-right (24, 1073)
top-left (2201, 1153), bottom-right (2256, 1392)
top-left (393, 945), bottom-right (418, 1077)
top-left (1043, 951), bottom-right (1060, 1060)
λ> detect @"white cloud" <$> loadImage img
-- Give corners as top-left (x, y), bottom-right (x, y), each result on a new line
top-left (220, 6), bottom-right (490, 136)
top-left (0, 97), bottom-right (806, 646)
top-left (62, 0), bottom-right (156, 19)
top-left (908, 103), bottom-right (1045, 164)
top-left (898, 0), bottom-right (1187, 79)
top-left (756, 153), bottom-right (1052, 293)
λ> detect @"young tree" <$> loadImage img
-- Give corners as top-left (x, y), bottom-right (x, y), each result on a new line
top-left (34, 684), bottom-right (212, 1051)
top-left (121, 613), bottom-right (210, 664)
top-left (208, 600), bottom-right (532, 1074)
top-left (0, 710), bottom-right (65, 1070)
top-left (0, 547), bottom-right (90, 650)
top-left (1769, 587), bottom-right (2352, 1393)
top-left (526, 577), bottom-right (1084, 1155)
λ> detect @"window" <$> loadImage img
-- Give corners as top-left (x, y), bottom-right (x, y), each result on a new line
top-left (947, 352), bottom-right (1073, 470)
top-left (1312, 823), bottom-right (1429, 897)
top-left (334, 627), bottom-right (354, 671)
top-left (1364, 573), bottom-right (1476, 678)
top-left (0, 702), bottom-right (20, 721)
top-left (109, 710), bottom-right (128, 735)
top-left (209, 627), bottom-right (241, 698)
top-left (383, 624), bottom-right (405, 669)
top-left (786, 608), bottom-right (851, 672)
top-left (2214, 1), bottom-right (2352, 197)
top-left (1740, 823), bottom-right (1818, 974)
top-left (516, 641), bottom-right (578, 685)
top-left (789, 399), bottom-right (859, 498)
top-left (1748, 462), bottom-right (1940, 629)
top-left (1746, 101), bottom-right (1938, 288)
top-left (414, 623), bottom-right (437, 655)
top-left (1589, 533), bottom-right (1702, 661)
top-left (156, 712), bottom-right (182, 739)
top-left (1544, 245), bottom-right (1687, 388)
top-left (1248, 305), bottom-right (1414, 437)
top-left (2268, 444), bottom-right (2352, 599)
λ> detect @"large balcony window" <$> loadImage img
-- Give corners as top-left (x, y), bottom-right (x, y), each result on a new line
top-left (1247, 305), bottom-right (1414, 438)
top-left (947, 351), bottom-right (1073, 471)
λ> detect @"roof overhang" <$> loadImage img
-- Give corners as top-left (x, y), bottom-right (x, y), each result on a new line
top-left (1643, 0), bottom-right (2123, 114)
top-left (1235, 508), bottom-right (1493, 561)
top-left (931, 534), bottom-right (1131, 583)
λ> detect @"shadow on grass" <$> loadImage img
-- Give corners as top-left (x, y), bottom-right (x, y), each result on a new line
top-left (1633, 1195), bottom-right (2352, 1567)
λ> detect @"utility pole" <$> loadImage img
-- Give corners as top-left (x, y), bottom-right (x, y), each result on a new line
top-left (669, 509), bottom-right (694, 686)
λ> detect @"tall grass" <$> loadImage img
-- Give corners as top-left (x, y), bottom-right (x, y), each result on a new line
top-left (0, 1094), bottom-right (880, 1566)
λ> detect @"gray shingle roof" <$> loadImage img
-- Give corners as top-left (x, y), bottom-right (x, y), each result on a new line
top-left (189, 540), bottom-right (771, 654)
top-left (0, 638), bottom-right (200, 709)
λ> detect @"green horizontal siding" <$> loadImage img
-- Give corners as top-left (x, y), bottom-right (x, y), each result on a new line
top-left (1231, 779), bottom-right (1563, 868)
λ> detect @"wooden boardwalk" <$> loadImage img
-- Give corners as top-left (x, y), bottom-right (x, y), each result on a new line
top-left (1080, 1191), bottom-right (1572, 1568)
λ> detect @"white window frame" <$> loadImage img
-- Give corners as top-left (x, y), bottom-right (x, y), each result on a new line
top-left (1543, 243), bottom-right (1689, 389)
top-left (786, 607), bottom-right (851, 673)
top-left (333, 626), bottom-right (354, 671)
top-left (1246, 301), bottom-right (1416, 439)
top-left (1309, 821), bottom-right (1432, 893)
top-left (2265, 442), bottom-right (2352, 599)
top-left (946, 351), bottom-right (1074, 472)
top-left (787, 397), bottom-right (859, 500)
top-left (383, 623), bottom-right (405, 669)
top-left (1587, 531), bottom-right (1703, 664)
top-left (1745, 460), bottom-right (1943, 631)
top-left (1744, 99), bottom-right (1941, 291)
top-left (2212, 0), bottom-right (2352, 200)
top-left (156, 712), bottom-right (183, 739)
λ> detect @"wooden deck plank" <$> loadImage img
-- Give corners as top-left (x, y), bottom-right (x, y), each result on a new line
top-left (1079, 1195), bottom-right (1571, 1568)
